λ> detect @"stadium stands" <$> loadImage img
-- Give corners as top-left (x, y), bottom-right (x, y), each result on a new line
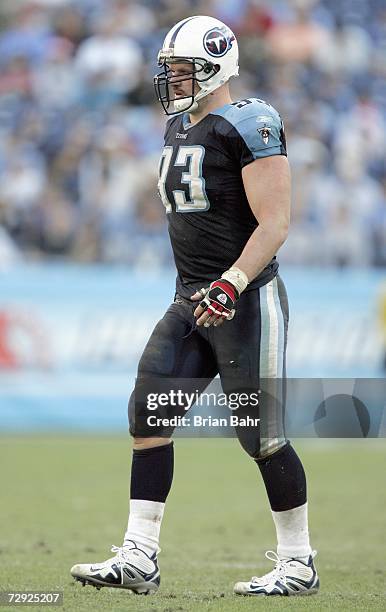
top-left (0, 0), bottom-right (385, 268)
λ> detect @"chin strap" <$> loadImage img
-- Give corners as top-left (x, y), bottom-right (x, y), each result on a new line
top-left (173, 97), bottom-right (198, 113)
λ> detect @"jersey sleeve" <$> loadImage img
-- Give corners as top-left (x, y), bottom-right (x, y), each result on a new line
top-left (213, 98), bottom-right (287, 169)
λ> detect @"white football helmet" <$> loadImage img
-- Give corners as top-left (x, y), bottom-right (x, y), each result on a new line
top-left (154, 15), bottom-right (239, 115)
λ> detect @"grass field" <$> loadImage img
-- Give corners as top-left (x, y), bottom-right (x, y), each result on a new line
top-left (0, 437), bottom-right (385, 611)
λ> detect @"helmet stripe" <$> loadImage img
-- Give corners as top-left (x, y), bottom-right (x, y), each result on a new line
top-left (169, 16), bottom-right (198, 50)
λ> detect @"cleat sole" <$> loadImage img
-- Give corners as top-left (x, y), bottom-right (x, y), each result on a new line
top-left (235, 587), bottom-right (319, 597)
top-left (72, 574), bottom-right (157, 595)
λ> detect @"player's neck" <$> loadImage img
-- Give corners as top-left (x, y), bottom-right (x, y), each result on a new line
top-left (188, 90), bottom-right (232, 125)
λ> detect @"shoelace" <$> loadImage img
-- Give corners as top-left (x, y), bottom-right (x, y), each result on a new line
top-left (251, 550), bottom-right (288, 585)
top-left (110, 544), bottom-right (131, 566)
top-left (250, 550), bottom-right (317, 586)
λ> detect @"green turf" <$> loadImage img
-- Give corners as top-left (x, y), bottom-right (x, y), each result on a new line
top-left (0, 437), bottom-right (385, 611)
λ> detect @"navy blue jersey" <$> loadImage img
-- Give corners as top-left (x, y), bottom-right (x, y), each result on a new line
top-left (157, 97), bottom-right (287, 298)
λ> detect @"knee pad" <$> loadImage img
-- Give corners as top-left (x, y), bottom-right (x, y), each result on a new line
top-left (235, 427), bottom-right (261, 459)
top-left (257, 437), bottom-right (288, 461)
top-left (128, 385), bottom-right (176, 439)
top-left (236, 427), bottom-right (287, 461)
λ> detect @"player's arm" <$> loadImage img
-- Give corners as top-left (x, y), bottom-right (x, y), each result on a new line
top-left (192, 154), bottom-right (290, 327)
top-left (233, 154), bottom-right (290, 280)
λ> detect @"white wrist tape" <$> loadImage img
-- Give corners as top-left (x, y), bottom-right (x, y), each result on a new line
top-left (221, 267), bottom-right (249, 295)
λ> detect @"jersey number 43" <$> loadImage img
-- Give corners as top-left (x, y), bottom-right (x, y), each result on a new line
top-left (158, 145), bottom-right (210, 213)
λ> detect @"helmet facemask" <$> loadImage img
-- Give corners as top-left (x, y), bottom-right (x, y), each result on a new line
top-left (154, 55), bottom-right (220, 115)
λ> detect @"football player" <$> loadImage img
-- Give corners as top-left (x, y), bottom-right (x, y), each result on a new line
top-left (70, 15), bottom-right (319, 597)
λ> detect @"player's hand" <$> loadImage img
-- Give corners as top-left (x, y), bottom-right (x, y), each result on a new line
top-left (191, 279), bottom-right (238, 328)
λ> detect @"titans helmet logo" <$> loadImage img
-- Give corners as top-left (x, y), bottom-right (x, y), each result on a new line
top-left (203, 28), bottom-right (234, 57)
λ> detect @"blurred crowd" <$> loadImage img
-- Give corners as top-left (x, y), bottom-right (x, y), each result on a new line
top-left (0, 0), bottom-right (385, 269)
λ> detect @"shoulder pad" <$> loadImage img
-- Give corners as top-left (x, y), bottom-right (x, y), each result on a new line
top-left (212, 98), bottom-right (284, 158)
top-left (214, 98), bottom-right (280, 124)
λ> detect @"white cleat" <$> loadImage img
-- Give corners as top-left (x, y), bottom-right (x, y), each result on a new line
top-left (70, 541), bottom-right (160, 595)
top-left (234, 550), bottom-right (319, 596)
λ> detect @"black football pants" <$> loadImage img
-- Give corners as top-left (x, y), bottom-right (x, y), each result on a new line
top-left (128, 276), bottom-right (289, 459)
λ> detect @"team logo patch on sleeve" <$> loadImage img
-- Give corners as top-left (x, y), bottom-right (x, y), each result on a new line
top-left (257, 126), bottom-right (271, 145)
top-left (203, 27), bottom-right (234, 57)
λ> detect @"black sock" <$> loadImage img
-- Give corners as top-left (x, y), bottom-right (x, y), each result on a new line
top-left (256, 442), bottom-right (307, 511)
top-left (130, 442), bottom-right (174, 503)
